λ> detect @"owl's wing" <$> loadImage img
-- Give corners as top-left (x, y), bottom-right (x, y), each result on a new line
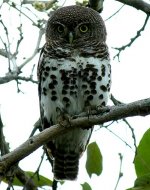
top-left (37, 46), bottom-right (45, 98)
top-left (37, 46), bottom-right (45, 133)
top-left (37, 46), bottom-right (56, 160)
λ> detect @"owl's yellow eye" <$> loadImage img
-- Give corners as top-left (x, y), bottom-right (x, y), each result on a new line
top-left (79, 25), bottom-right (88, 33)
top-left (57, 25), bottom-right (64, 33)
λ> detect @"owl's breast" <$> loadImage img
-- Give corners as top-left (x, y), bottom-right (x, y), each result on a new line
top-left (40, 53), bottom-right (111, 124)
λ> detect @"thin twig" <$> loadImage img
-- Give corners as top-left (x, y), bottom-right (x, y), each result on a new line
top-left (26, 151), bottom-right (45, 187)
top-left (7, 1), bottom-right (37, 26)
top-left (105, 5), bottom-right (125, 21)
top-left (122, 118), bottom-right (137, 152)
top-left (14, 24), bottom-right (23, 57)
top-left (114, 153), bottom-right (123, 190)
top-left (18, 27), bottom-right (45, 70)
top-left (116, 0), bottom-right (150, 15)
top-left (105, 127), bottom-right (133, 150)
top-left (113, 15), bottom-right (149, 60)
top-left (0, 75), bottom-right (37, 85)
top-left (0, 18), bottom-right (11, 71)
top-left (16, 167), bottom-right (37, 190)
top-left (111, 94), bottom-right (137, 152)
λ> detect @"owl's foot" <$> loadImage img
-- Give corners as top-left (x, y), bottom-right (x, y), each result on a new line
top-left (96, 105), bottom-right (110, 114)
top-left (56, 107), bottom-right (71, 128)
top-left (85, 105), bottom-right (97, 119)
top-left (84, 105), bottom-right (110, 117)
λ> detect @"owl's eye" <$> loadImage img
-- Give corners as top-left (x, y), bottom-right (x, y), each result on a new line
top-left (79, 24), bottom-right (88, 33)
top-left (57, 25), bottom-right (64, 33)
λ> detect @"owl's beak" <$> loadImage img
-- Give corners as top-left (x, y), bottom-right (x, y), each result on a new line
top-left (68, 32), bottom-right (74, 44)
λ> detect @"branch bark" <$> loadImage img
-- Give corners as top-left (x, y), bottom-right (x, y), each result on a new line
top-left (113, 14), bottom-right (149, 60)
top-left (88, 0), bottom-right (104, 12)
top-left (0, 98), bottom-right (150, 177)
top-left (0, 75), bottom-right (37, 85)
top-left (0, 114), bottom-right (37, 190)
top-left (116, 0), bottom-right (150, 15)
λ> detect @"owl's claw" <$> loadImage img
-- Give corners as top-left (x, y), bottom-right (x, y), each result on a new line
top-left (56, 107), bottom-right (71, 128)
top-left (85, 105), bottom-right (97, 119)
top-left (96, 105), bottom-right (110, 114)
top-left (57, 113), bottom-right (72, 128)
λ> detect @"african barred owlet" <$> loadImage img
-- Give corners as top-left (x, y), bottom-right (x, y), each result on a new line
top-left (37, 5), bottom-right (111, 180)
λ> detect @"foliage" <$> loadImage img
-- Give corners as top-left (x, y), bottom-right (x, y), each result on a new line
top-left (86, 142), bottom-right (102, 177)
top-left (81, 182), bottom-right (92, 190)
top-left (134, 129), bottom-right (150, 177)
top-left (128, 129), bottom-right (150, 189)
top-left (4, 171), bottom-right (53, 187)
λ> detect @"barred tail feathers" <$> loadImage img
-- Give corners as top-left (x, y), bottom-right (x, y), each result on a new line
top-left (53, 150), bottom-right (79, 181)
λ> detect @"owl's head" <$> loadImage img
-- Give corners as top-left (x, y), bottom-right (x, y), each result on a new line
top-left (46, 5), bottom-right (106, 48)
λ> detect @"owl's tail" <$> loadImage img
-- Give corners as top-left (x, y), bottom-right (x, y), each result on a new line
top-left (53, 149), bottom-right (79, 181)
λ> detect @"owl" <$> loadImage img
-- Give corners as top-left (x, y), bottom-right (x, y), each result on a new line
top-left (37, 5), bottom-right (111, 181)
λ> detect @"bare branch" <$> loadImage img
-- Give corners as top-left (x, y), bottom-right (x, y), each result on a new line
top-left (0, 49), bottom-right (13, 59)
top-left (116, 0), bottom-right (150, 15)
top-left (7, 1), bottom-right (37, 26)
top-left (0, 74), bottom-right (37, 85)
top-left (113, 15), bottom-right (149, 60)
top-left (114, 153), bottom-right (123, 190)
top-left (15, 168), bottom-right (37, 190)
top-left (87, 0), bottom-right (104, 12)
top-left (111, 94), bottom-right (137, 151)
top-left (16, 76), bottom-right (37, 84)
top-left (0, 115), bottom-right (9, 156)
top-left (14, 24), bottom-right (24, 57)
top-left (0, 18), bottom-right (11, 71)
top-left (0, 113), bottom-right (37, 190)
top-left (105, 5), bottom-right (125, 21)
top-left (22, 0), bottom-right (57, 5)
top-left (105, 127), bottom-right (133, 150)
top-left (0, 98), bottom-right (150, 176)
top-left (18, 27), bottom-right (45, 70)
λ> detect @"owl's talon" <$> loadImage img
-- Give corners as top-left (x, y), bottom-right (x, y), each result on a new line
top-left (97, 105), bottom-right (110, 114)
top-left (85, 105), bottom-right (97, 119)
top-left (57, 113), bottom-right (72, 128)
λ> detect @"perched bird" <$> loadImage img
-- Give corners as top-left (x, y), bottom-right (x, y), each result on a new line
top-left (37, 5), bottom-right (111, 181)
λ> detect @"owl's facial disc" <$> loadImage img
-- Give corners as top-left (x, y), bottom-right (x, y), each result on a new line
top-left (54, 23), bottom-right (74, 44)
top-left (67, 24), bottom-right (90, 45)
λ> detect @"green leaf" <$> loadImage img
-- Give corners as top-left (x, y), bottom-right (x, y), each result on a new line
top-left (127, 174), bottom-right (150, 190)
top-left (4, 171), bottom-right (53, 187)
top-left (27, 171), bottom-right (53, 187)
top-left (81, 182), bottom-right (92, 190)
top-left (134, 173), bottom-right (150, 188)
top-left (86, 141), bottom-right (102, 178)
top-left (134, 129), bottom-right (150, 177)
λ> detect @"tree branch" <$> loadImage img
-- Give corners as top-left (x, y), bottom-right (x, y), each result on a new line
top-left (105, 5), bottom-right (125, 21)
top-left (0, 74), bottom-right (37, 85)
top-left (116, 0), bottom-right (150, 15)
top-left (87, 0), bottom-right (104, 13)
top-left (15, 168), bottom-right (37, 190)
top-left (113, 14), bottom-right (149, 60)
top-left (0, 98), bottom-right (150, 177)
top-left (18, 27), bottom-right (45, 70)
top-left (0, 114), bottom-right (37, 190)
